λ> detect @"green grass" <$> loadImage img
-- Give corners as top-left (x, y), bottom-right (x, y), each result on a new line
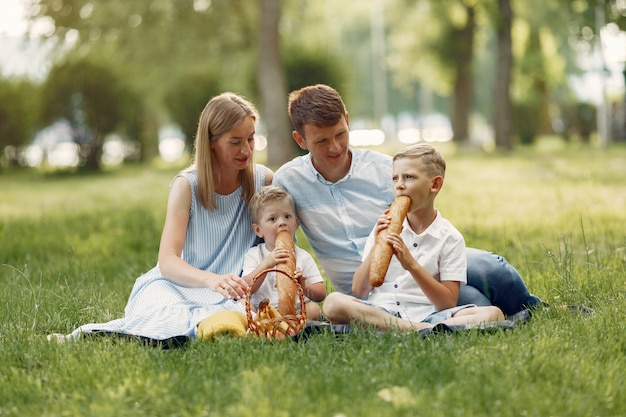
top-left (1, 142), bottom-right (625, 416)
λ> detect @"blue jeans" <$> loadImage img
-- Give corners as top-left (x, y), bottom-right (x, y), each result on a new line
top-left (458, 248), bottom-right (542, 316)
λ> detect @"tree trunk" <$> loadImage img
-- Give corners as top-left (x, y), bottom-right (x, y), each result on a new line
top-left (451, 3), bottom-right (475, 144)
top-left (82, 130), bottom-right (103, 171)
top-left (494, 0), bottom-right (513, 150)
top-left (258, 0), bottom-right (291, 168)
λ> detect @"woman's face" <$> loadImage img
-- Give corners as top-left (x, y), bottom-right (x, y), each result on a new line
top-left (211, 115), bottom-right (256, 173)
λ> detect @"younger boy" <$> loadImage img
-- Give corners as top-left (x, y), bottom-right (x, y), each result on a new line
top-left (322, 144), bottom-right (504, 331)
top-left (243, 185), bottom-right (327, 320)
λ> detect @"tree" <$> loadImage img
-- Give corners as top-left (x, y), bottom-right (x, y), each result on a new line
top-left (41, 58), bottom-right (140, 170)
top-left (165, 71), bottom-right (223, 148)
top-left (257, 0), bottom-right (290, 167)
top-left (448, 1), bottom-right (475, 144)
top-left (31, 0), bottom-right (259, 161)
top-left (387, 1), bottom-right (485, 144)
top-left (0, 77), bottom-right (40, 167)
top-left (493, 0), bottom-right (513, 150)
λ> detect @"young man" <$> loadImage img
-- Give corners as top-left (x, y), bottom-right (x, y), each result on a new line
top-left (322, 143), bottom-right (504, 331)
top-left (273, 84), bottom-right (540, 316)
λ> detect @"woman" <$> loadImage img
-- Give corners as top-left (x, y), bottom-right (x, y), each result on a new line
top-left (50, 92), bottom-right (273, 342)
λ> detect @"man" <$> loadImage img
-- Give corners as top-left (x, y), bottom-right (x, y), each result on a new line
top-left (273, 84), bottom-right (540, 316)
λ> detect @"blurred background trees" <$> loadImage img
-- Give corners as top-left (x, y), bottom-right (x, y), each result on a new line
top-left (1, 0), bottom-right (625, 171)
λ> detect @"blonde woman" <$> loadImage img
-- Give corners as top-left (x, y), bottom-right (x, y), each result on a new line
top-left (53, 92), bottom-right (273, 342)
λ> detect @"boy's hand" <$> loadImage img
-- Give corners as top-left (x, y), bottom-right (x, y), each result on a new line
top-left (294, 267), bottom-right (306, 288)
top-left (267, 247), bottom-right (292, 267)
top-left (374, 209), bottom-right (391, 234)
top-left (386, 233), bottom-right (416, 270)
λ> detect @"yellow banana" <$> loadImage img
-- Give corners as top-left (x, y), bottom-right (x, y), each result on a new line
top-left (256, 298), bottom-right (291, 335)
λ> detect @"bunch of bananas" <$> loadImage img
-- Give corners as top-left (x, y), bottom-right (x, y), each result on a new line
top-left (255, 298), bottom-right (291, 337)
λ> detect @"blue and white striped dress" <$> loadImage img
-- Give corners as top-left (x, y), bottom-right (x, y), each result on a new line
top-left (67, 164), bottom-right (267, 341)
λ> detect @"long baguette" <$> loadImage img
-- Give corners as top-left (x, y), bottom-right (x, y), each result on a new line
top-left (275, 230), bottom-right (298, 316)
top-left (369, 195), bottom-right (412, 287)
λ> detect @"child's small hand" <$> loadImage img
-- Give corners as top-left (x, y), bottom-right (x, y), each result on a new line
top-left (294, 267), bottom-right (306, 287)
top-left (386, 233), bottom-right (414, 270)
top-left (374, 210), bottom-right (391, 234)
top-left (268, 247), bottom-right (292, 267)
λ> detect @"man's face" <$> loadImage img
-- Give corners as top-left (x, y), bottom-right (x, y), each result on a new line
top-left (294, 115), bottom-right (351, 176)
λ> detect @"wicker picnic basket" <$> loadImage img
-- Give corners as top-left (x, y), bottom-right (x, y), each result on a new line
top-left (245, 268), bottom-right (307, 338)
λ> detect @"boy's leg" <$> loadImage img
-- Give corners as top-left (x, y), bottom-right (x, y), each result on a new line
top-left (444, 305), bottom-right (504, 327)
top-left (323, 292), bottom-right (429, 331)
top-left (465, 247), bottom-right (542, 316)
top-left (305, 301), bottom-right (322, 321)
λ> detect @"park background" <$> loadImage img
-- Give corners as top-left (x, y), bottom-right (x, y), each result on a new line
top-left (1, 1), bottom-right (626, 416)
top-left (2, 0), bottom-right (626, 169)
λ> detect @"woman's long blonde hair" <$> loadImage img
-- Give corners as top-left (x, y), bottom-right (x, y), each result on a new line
top-left (187, 92), bottom-right (259, 210)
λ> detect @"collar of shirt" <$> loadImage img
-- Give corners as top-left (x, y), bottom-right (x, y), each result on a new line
top-left (306, 151), bottom-right (355, 186)
top-left (401, 209), bottom-right (443, 240)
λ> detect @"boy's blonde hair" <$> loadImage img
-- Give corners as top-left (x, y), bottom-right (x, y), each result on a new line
top-left (185, 92), bottom-right (259, 210)
top-left (249, 185), bottom-right (296, 224)
top-left (393, 143), bottom-right (446, 178)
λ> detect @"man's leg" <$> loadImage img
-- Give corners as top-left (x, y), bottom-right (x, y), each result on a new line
top-left (457, 284), bottom-right (491, 307)
top-left (464, 247), bottom-right (542, 316)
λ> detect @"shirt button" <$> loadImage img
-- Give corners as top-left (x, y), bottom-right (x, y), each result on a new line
top-left (394, 284), bottom-right (398, 288)
top-left (396, 301), bottom-right (400, 305)
top-left (413, 243), bottom-right (418, 247)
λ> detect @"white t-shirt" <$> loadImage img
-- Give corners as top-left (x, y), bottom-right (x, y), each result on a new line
top-left (365, 210), bottom-right (467, 322)
top-left (243, 243), bottom-right (324, 309)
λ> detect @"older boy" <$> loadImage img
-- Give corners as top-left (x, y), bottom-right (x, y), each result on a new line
top-left (273, 84), bottom-right (540, 316)
top-left (323, 144), bottom-right (504, 331)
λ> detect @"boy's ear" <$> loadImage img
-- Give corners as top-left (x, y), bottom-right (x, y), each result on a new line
top-left (431, 175), bottom-right (444, 192)
top-left (252, 223), bottom-right (264, 239)
top-left (293, 131), bottom-right (307, 150)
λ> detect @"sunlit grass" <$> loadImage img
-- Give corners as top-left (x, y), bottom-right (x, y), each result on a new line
top-left (1, 141), bottom-right (625, 416)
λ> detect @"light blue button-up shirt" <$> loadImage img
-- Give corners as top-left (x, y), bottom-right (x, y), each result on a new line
top-left (273, 149), bottom-right (394, 294)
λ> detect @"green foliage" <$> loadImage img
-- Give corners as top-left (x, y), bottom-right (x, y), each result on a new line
top-left (40, 57), bottom-right (143, 169)
top-left (41, 58), bottom-right (130, 135)
top-left (164, 70), bottom-right (224, 147)
top-left (283, 46), bottom-right (346, 93)
top-left (22, 0), bottom-right (626, 158)
top-left (0, 77), bottom-right (41, 165)
top-left (1, 144), bottom-right (626, 415)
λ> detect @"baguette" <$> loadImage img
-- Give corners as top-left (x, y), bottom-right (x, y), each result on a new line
top-left (369, 195), bottom-right (412, 287)
top-left (275, 230), bottom-right (298, 316)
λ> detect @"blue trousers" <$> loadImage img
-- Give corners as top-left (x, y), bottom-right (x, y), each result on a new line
top-left (459, 248), bottom-right (542, 316)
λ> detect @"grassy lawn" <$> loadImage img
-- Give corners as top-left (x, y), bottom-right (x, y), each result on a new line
top-left (1, 141), bottom-right (625, 416)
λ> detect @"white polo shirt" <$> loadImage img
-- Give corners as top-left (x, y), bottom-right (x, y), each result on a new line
top-left (365, 210), bottom-right (467, 322)
top-left (243, 243), bottom-right (324, 309)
